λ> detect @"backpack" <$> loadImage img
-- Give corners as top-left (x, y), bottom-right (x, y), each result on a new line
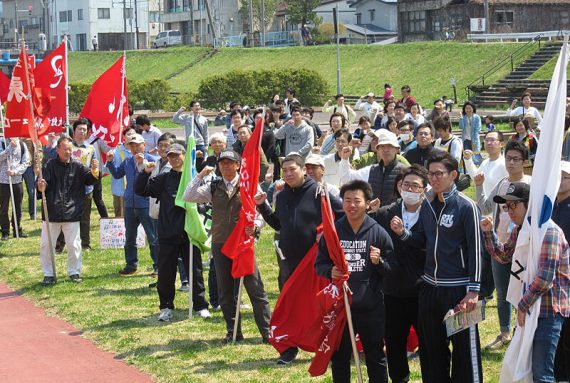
top-left (442, 137), bottom-right (471, 192)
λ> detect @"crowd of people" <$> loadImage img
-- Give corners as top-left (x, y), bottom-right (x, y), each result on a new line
top-left (1, 84), bottom-right (570, 383)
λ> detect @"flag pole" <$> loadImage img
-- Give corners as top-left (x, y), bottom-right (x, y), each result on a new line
top-left (188, 244), bottom-right (194, 319)
top-left (21, 37), bottom-right (57, 279)
top-left (64, 35), bottom-right (70, 131)
top-left (324, 183), bottom-right (363, 383)
top-left (118, 51), bottom-right (126, 146)
top-left (232, 276), bottom-right (244, 343)
top-left (0, 106), bottom-right (19, 239)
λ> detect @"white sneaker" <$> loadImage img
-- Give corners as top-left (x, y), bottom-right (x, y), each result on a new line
top-left (240, 303), bottom-right (251, 310)
top-left (158, 308), bottom-right (173, 322)
top-left (179, 283), bottom-right (189, 292)
top-left (197, 308), bottom-right (212, 319)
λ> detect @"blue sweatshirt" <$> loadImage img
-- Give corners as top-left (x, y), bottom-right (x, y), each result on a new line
top-left (106, 153), bottom-right (157, 209)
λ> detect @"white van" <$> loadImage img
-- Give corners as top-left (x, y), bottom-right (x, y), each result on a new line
top-left (153, 30), bottom-right (182, 48)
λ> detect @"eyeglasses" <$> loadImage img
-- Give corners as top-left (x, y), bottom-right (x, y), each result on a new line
top-left (335, 139), bottom-right (348, 145)
top-left (417, 132), bottom-right (431, 137)
top-left (505, 156), bottom-right (524, 163)
top-left (401, 182), bottom-right (423, 192)
top-left (502, 201), bottom-right (521, 212)
top-left (427, 171), bottom-right (449, 179)
top-left (484, 138), bottom-right (500, 143)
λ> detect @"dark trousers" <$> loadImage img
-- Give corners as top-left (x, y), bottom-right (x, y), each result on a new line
top-left (211, 242), bottom-right (271, 338)
top-left (331, 305), bottom-right (388, 383)
top-left (479, 246), bottom-right (495, 299)
top-left (92, 180), bottom-right (109, 218)
top-left (207, 257), bottom-right (219, 307)
top-left (22, 166), bottom-right (36, 219)
top-left (157, 243), bottom-right (208, 310)
top-left (555, 317), bottom-right (570, 381)
top-left (385, 295), bottom-right (419, 383)
top-left (0, 182), bottom-right (23, 235)
top-left (417, 284), bottom-right (483, 383)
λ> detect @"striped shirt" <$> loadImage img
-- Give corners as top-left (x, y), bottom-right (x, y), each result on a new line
top-left (483, 224), bottom-right (570, 318)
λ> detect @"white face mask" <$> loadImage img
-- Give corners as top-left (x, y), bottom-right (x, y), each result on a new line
top-left (400, 133), bottom-right (411, 141)
top-left (401, 191), bottom-right (422, 205)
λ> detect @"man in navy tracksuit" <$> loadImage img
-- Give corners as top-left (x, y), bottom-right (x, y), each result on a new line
top-left (316, 180), bottom-right (395, 383)
top-left (391, 150), bottom-right (483, 383)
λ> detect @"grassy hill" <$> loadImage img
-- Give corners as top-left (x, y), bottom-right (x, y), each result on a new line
top-left (529, 53), bottom-right (570, 79)
top-left (69, 42), bottom-right (538, 106)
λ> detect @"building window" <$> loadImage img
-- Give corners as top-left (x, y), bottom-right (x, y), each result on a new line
top-left (59, 11), bottom-right (68, 22)
top-left (432, 13), bottom-right (441, 32)
top-left (123, 8), bottom-right (133, 20)
top-left (494, 10), bottom-right (514, 25)
top-left (356, 13), bottom-right (362, 25)
top-left (149, 11), bottom-right (160, 23)
top-left (403, 11), bottom-right (426, 33)
top-left (19, 20), bottom-right (28, 30)
top-left (78, 9), bottom-right (83, 21)
top-left (369, 9), bottom-right (375, 22)
top-left (98, 8), bottom-right (110, 19)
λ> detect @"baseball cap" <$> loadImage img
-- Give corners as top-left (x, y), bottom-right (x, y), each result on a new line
top-left (561, 160), bottom-right (570, 175)
top-left (127, 133), bottom-right (144, 145)
top-left (373, 129), bottom-right (399, 149)
top-left (493, 182), bottom-right (530, 204)
top-left (305, 153), bottom-right (325, 168)
top-left (367, 92), bottom-right (375, 98)
top-left (166, 143), bottom-right (185, 155)
top-left (218, 150), bottom-right (241, 163)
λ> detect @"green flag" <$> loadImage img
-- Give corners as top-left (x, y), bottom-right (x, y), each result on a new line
top-left (175, 136), bottom-right (210, 253)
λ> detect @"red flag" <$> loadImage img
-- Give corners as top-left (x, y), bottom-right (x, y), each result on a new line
top-left (34, 42), bottom-right (67, 140)
top-left (308, 193), bottom-right (351, 377)
top-left (269, 238), bottom-right (329, 354)
top-left (0, 71), bottom-right (11, 103)
top-left (80, 55), bottom-right (128, 146)
top-left (221, 117), bottom-right (263, 278)
top-left (5, 45), bottom-right (34, 139)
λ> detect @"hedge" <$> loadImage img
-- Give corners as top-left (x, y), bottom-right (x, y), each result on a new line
top-left (68, 78), bottom-right (171, 113)
top-left (197, 68), bottom-right (329, 109)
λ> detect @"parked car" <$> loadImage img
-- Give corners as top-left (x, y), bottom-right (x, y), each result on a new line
top-left (153, 30), bottom-right (182, 48)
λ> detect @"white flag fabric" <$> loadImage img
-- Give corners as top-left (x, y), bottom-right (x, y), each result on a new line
top-left (500, 36), bottom-right (569, 383)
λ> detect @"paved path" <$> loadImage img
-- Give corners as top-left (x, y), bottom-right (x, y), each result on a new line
top-left (0, 283), bottom-right (153, 383)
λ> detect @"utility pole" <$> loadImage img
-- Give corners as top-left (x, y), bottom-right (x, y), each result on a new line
top-left (123, 0), bottom-right (128, 49)
top-left (134, 0), bottom-right (139, 49)
top-left (334, 6), bottom-right (341, 94)
top-left (189, 0), bottom-right (195, 45)
top-left (15, 1), bottom-right (19, 44)
top-left (484, 0), bottom-right (490, 33)
top-left (248, 0), bottom-right (254, 47)
top-left (260, 0), bottom-right (265, 47)
top-left (203, 0), bottom-right (217, 42)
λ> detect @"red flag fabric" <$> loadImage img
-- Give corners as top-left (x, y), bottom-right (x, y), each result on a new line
top-left (0, 71), bottom-right (11, 103)
top-left (269, 238), bottom-right (329, 354)
top-left (308, 193), bottom-right (351, 377)
top-left (80, 55), bottom-right (128, 146)
top-left (5, 45), bottom-right (34, 139)
top-left (221, 117), bottom-right (263, 278)
top-left (34, 43), bottom-right (67, 139)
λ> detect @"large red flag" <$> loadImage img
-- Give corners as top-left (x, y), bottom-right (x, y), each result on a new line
top-left (34, 43), bottom-right (67, 139)
top-left (308, 193), bottom-right (351, 377)
top-left (221, 117), bottom-right (263, 278)
top-left (80, 55), bottom-right (128, 146)
top-left (5, 45), bottom-right (34, 139)
top-left (0, 71), bottom-right (11, 103)
top-left (269, 235), bottom-right (329, 354)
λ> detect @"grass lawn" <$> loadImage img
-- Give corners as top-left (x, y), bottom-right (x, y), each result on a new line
top-left (68, 42), bottom-right (536, 106)
top-left (0, 177), bottom-right (508, 382)
top-left (529, 54), bottom-right (570, 79)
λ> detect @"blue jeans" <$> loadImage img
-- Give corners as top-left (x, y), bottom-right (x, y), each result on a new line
top-left (533, 315), bottom-right (565, 382)
top-left (491, 258), bottom-right (512, 333)
top-left (124, 207), bottom-right (158, 270)
top-left (22, 166), bottom-right (36, 219)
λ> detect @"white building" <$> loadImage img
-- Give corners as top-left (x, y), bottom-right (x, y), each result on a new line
top-left (314, 1), bottom-right (356, 26)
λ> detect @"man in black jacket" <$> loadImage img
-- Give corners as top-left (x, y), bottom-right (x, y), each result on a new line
top-left (135, 143), bottom-right (211, 322)
top-left (404, 123), bottom-right (439, 168)
top-left (37, 136), bottom-right (99, 286)
top-left (315, 180), bottom-right (395, 383)
top-left (255, 152), bottom-right (343, 365)
top-left (374, 165), bottom-right (428, 383)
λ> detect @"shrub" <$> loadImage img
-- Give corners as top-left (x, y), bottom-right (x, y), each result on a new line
top-left (197, 68), bottom-right (329, 109)
top-left (68, 83), bottom-right (92, 114)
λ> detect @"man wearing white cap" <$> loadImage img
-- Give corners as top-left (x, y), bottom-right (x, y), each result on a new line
top-left (304, 153), bottom-right (340, 198)
top-left (338, 129), bottom-right (408, 207)
top-left (355, 92), bottom-right (381, 120)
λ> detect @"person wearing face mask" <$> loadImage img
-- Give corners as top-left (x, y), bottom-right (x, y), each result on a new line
top-left (398, 120), bottom-right (417, 155)
top-left (372, 165), bottom-right (428, 383)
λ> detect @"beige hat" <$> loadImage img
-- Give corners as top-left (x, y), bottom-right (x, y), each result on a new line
top-left (372, 129), bottom-right (399, 149)
top-left (127, 133), bottom-right (144, 145)
top-left (305, 153), bottom-right (325, 168)
top-left (561, 160), bottom-right (570, 175)
top-left (367, 92), bottom-right (375, 98)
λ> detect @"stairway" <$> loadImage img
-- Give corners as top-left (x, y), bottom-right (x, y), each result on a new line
top-left (473, 42), bottom-right (567, 109)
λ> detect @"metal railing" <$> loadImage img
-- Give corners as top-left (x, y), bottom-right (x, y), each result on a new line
top-left (214, 30), bottom-right (300, 49)
top-left (465, 33), bottom-right (543, 99)
top-left (467, 29), bottom-right (570, 42)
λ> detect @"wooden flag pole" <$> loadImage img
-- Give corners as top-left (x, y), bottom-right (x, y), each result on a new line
top-left (232, 276), bottom-right (244, 343)
top-left (20, 37), bottom-right (57, 279)
top-left (188, 244), bottom-right (194, 319)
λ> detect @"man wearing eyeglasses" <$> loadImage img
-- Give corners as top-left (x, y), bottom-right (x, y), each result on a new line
top-left (475, 140), bottom-right (531, 350)
top-left (390, 150), bottom-right (483, 383)
top-left (481, 181), bottom-right (569, 383)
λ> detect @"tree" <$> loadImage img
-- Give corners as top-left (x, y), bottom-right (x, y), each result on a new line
top-left (238, 0), bottom-right (279, 33)
top-left (286, 0), bottom-right (322, 27)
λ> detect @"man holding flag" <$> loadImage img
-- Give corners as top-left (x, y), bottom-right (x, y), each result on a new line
top-left (184, 149), bottom-right (271, 343)
top-left (481, 182), bottom-right (569, 382)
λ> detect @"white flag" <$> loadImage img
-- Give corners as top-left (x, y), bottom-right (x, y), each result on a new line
top-left (500, 36), bottom-right (569, 383)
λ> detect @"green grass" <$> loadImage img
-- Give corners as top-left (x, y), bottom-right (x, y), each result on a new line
top-left (0, 177), bottom-right (507, 382)
top-left (529, 54), bottom-right (570, 79)
top-left (68, 42), bottom-right (537, 106)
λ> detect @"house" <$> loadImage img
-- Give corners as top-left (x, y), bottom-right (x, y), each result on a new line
top-left (347, 0), bottom-right (398, 42)
top-left (314, 1), bottom-right (356, 26)
top-left (398, 0), bottom-right (570, 43)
